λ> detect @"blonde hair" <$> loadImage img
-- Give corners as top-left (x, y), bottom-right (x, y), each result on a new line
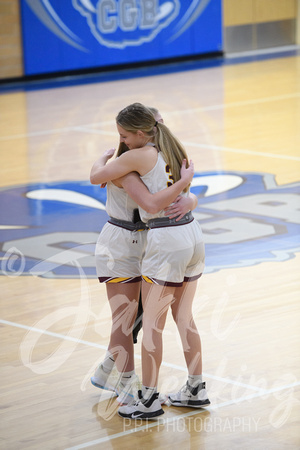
top-left (116, 106), bottom-right (159, 157)
top-left (148, 106), bottom-right (159, 117)
top-left (116, 103), bottom-right (190, 191)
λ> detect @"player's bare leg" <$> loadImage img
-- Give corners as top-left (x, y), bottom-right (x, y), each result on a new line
top-left (171, 280), bottom-right (202, 374)
top-left (106, 282), bottom-right (140, 373)
top-left (141, 281), bottom-right (175, 387)
top-left (169, 280), bottom-right (210, 408)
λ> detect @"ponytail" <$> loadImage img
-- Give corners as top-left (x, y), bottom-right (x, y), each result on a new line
top-left (154, 122), bottom-right (190, 193)
top-left (116, 103), bottom-right (190, 192)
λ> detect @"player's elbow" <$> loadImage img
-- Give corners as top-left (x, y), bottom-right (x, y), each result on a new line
top-left (90, 172), bottom-right (100, 185)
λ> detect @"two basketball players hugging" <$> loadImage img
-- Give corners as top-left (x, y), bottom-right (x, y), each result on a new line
top-left (89, 103), bottom-right (210, 420)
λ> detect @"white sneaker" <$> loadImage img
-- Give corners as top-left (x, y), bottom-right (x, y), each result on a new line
top-left (116, 374), bottom-right (141, 405)
top-left (118, 391), bottom-right (164, 420)
top-left (91, 364), bottom-right (120, 394)
top-left (158, 393), bottom-right (168, 405)
top-left (117, 375), bottom-right (168, 406)
top-left (168, 381), bottom-right (210, 408)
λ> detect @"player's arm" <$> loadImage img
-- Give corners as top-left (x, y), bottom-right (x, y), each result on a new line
top-left (90, 148), bottom-right (141, 185)
top-left (120, 160), bottom-right (194, 214)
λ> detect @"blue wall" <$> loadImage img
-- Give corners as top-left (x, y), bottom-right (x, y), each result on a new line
top-left (20, 0), bottom-right (223, 76)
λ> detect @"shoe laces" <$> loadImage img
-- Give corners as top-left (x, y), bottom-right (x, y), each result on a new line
top-left (130, 390), bottom-right (143, 407)
top-left (180, 381), bottom-right (204, 396)
top-left (179, 383), bottom-right (190, 395)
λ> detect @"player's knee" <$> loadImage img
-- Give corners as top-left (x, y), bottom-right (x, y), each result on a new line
top-left (174, 313), bottom-right (192, 331)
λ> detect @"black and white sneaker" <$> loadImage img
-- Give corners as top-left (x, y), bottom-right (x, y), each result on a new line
top-left (118, 390), bottom-right (164, 420)
top-left (168, 381), bottom-right (210, 408)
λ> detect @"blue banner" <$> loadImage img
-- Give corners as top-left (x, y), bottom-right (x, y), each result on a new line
top-left (20, 0), bottom-right (223, 75)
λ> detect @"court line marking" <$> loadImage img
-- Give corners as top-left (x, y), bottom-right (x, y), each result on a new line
top-left (167, 92), bottom-right (300, 114)
top-left (181, 141), bottom-right (300, 161)
top-left (0, 318), bottom-right (266, 392)
top-left (1, 318), bottom-right (300, 448)
top-left (1, 92), bottom-right (300, 142)
top-left (2, 124), bottom-right (297, 161)
top-left (4, 123), bottom-right (294, 162)
top-left (0, 127), bottom-right (74, 140)
top-left (64, 381), bottom-right (300, 450)
top-left (74, 128), bottom-right (300, 161)
top-left (63, 91), bottom-right (300, 127)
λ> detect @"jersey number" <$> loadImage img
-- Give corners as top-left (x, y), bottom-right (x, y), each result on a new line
top-left (165, 165), bottom-right (174, 187)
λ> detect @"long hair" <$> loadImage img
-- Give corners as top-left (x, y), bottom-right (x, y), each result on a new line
top-left (116, 103), bottom-right (190, 192)
top-left (148, 106), bottom-right (160, 120)
top-left (116, 142), bottom-right (129, 157)
top-left (116, 106), bottom-right (160, 157)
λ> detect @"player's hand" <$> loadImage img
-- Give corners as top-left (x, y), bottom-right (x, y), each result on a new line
top-left (164, 195), bottom-right (191, 221)
top-left (180, 159), bottom-right (194, 184)
top-left (103, 148), bottom-right (116, 161)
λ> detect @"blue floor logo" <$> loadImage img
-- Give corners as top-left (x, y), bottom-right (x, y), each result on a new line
top-left (0, 171), bottom-right (299, 278)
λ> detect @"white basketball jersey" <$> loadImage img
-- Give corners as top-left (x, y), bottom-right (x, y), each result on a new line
top-left (105, 181), bottom-right (138, 222)
top-left (139, 152), bottom-right (188, 222)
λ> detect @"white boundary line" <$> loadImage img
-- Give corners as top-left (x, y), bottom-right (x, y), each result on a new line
top-left (2, 125), bottom-right (297, 162)
top-left (181, 141), bottom-right (300, 161)
top-left (0, 318), bottom-right (262, 391)
top-left (0, 92), bottom-right (299, 139)
top-left (1, 319), bottom-right (300, 449)
top-left (1, 91), bottom-right (300, 141)
top-left (71, 127), bottom-right (300, 161)
top-left (1, 125), bottom-right (299, 162)
top-left (64, 382), bottom-right (300, 450)
top-left (0, 318), bottom-right (108, 350)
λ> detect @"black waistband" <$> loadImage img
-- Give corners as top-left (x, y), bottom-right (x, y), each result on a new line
top-left (147, 211), bottom-right (194, 229)
top-left (109, 211), bottom-right (194, 231)
top-left (108, 217), bottom-right (147, 231)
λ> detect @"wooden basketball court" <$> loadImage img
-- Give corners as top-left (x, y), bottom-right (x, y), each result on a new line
top-left (0, 50), bottom-right (299, 449)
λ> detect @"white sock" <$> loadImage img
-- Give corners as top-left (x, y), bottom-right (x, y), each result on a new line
top-left (101, 351), bottom-right (115, 374)
top-left (188, 374), bottom-right (203, 388)
top-left (142, 385), bottom-right (157, 400)
top-left (120, 370), bottom-right (135, 386)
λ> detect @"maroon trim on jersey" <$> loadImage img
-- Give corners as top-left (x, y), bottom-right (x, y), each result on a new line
top-left (143, 273), bottom-right (202, 287)
top-left (184, 273), bottom-right (203, 282)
